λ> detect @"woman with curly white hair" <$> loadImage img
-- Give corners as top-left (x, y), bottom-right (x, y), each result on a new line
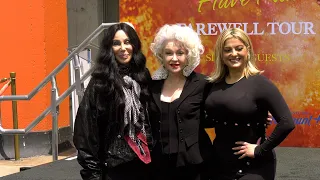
top-left (148, 24), bottom-right (213, 180)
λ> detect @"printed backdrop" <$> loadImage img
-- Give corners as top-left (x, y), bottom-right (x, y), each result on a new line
top-left (120, 0), bottom-right (320, 147)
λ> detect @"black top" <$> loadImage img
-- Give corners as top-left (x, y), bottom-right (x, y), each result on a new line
top-left (160, 100), bottom-right (180, 154)
top-left (205, 75), bottom-right (295, 162)
top-left (149, 72), bottom-right (213, 166)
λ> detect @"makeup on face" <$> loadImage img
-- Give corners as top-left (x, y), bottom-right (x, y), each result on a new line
top-left (112, 30), bottom-right (133, 64)
top-left (162, 40), bottom-right (188, 74)
top-left (222, 38), bottom-right (249, 69)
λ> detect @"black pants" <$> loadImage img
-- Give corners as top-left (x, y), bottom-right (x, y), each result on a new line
top-left (102, 159), bottom-right (151, 180)
top-left (209, 150), bottom-right (277, 180)
top-left (150, 153), bottom-right (203, 180)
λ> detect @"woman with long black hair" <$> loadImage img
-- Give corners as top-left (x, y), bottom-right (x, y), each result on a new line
top-left (73, 22), bottom-right (152, 180)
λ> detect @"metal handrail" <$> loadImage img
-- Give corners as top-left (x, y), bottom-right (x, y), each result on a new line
top-left (0, 68), bottom-right (93, 134)
top-left (0, 22), bottom-right (117, 160)
top-left (0, 23), bottom-right (114, 101)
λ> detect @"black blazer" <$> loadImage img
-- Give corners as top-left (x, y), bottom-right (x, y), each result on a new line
top-left (149, 72), bottom-right (213, 166)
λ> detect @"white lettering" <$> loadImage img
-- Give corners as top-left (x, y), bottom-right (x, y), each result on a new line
top-left (304, 22), bottom-right (316, 35)
top-left (291, 22), bottom-right (303, 35)
top-left (207, 23), bottom-right (218, 35)
top-left (196, 23), bottom-right (208, 35)
top-left (253, 22), bottom-right (264, 35)
top-left (267, 22), bottom-right (279, 35)
top-left (243, 23), bottom-right (254, 35)
top-left (216, 23), bottom-right (230, 33)
top-left (175, 22), bottom-right (316, 36)
top-left (279, 22), bottom-right (291, 34)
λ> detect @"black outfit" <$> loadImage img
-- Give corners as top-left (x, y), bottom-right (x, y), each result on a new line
top-left (205, 75), bottom-right (295, 180)
top-left (160, 100), bottom-right (179, 153)
top-left (73, 69), bottom-right (153, 180)
top-left (149, 72), bottom-right (212, 180)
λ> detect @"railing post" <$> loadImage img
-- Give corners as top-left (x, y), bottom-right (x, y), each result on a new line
top-left (10, 72), bottom-right (20, 160)
top-left (0, 78), bottom-right (8, 127)
top-left (51, 76), bottom-right (59, 161)
top-left (72, 53), bottom-right (84, 103)
top-left (0, 78), bottom-right (6, 126)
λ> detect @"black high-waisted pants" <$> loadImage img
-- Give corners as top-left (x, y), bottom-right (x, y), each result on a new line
top-left (208, 150), bottom-right (277, 180)
top-left (102, 159), bottom-right (150, 180)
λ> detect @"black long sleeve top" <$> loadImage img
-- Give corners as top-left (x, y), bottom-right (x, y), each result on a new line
top-left (205, 75), bottom-right (295, 161)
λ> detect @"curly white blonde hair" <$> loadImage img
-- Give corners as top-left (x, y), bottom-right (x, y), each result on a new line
top-left (150, 24), bottom-right (204, 80)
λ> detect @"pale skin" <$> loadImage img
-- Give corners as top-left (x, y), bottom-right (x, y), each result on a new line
top-left (112, 30), bottom-right (133, 64)
top-left (160, 40), bottom-right (188, 103)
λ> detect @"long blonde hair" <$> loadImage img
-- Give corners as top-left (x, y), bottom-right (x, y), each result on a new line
top-left (208, 28), bottom-right (263, 82)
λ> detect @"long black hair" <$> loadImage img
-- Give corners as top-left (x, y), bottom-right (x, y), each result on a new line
top-left (91, 23), bottom-right (150, 126)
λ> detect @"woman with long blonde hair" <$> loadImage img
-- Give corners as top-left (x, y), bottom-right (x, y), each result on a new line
top-left (208, 28), bottom-right (261, 83)
top-left (205, 28), bottom-right (295, 180)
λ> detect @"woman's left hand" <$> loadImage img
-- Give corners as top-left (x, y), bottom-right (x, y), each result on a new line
top-left (232, 141), bottom-right (257, 159)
